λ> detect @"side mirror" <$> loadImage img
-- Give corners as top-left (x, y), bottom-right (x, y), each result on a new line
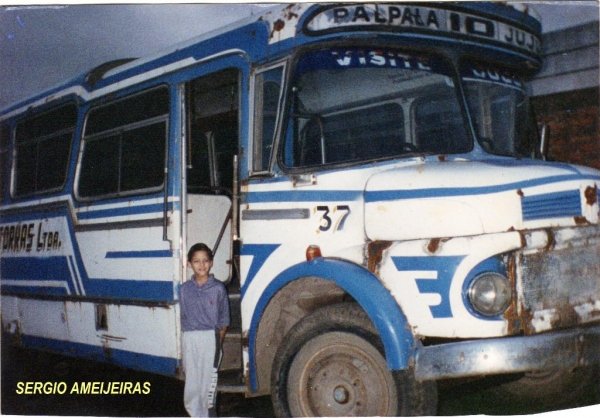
top-left (539, 123), bottom-right (549, 161)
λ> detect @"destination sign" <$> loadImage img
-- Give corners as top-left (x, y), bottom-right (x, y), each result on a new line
top-left (305, 4), bottom-right (541, 56)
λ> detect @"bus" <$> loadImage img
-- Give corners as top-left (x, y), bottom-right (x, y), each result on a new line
top-left (1, 2), bottom-right (599, 416)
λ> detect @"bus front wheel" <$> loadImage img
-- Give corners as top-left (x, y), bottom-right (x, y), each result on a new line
top-left (270, 303), bottom-right (437, 417)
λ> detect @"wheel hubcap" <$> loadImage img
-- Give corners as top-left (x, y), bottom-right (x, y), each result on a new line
top-left (333, 385), bottom-right (350, 404)
top-left (289, 338), bottom-right (394, 417)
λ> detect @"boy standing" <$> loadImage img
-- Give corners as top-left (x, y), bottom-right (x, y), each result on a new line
top-left (180, 243), bottom-right (230, 417)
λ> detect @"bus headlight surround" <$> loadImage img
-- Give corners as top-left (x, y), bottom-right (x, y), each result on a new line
top-left (467, 272), bottom-right (512, 317)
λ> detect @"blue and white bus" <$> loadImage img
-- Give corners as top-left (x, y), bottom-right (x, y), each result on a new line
top-left (1, 3), bottom-right (599, 416)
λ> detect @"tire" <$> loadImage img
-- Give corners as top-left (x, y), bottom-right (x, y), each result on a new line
top-left (271, 303), bottom-right (437, 417)
top-left (490, 366), bottom-right (599, 408)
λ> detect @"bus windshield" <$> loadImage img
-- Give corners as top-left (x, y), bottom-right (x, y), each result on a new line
top-left (282, 48), bottom-right (471, 168)
top-left (462, 61), bottom-right (538, 158)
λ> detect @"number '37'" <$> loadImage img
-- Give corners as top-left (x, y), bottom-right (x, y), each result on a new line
top-left (316, 205), bottom-right (351, 232)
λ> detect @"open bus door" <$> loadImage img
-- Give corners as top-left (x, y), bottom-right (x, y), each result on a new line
top-left (183, 67), bottom-right (245, 391)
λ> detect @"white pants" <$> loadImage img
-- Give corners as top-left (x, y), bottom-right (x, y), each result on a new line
top-left (182, 330), bottom-right (219, 417)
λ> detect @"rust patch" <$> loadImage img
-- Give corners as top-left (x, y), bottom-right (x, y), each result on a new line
top-left (550, 302), bottom-right (580, 330)
top-left (504, 255), bottom-right (521, 335)
top-left (284, 4), bottom-right (299, 20)
top-left (544, 228), bottom-right (556, 251)
top-left (584, 185), bottom-right (597, 206)
top-left (427, 238), bottom-right (441, 254)
top-left (272, 19), bottom-right (285, 35)
top-left (102, 340), bottom-right (112, 360)
top-left (426, 237), bottom-right (450, 254)
top-left (519, 305), bottom-right (536, 335)
top-left (367, 241), bottom-right (392, 274)
top-left (507, 226), bottom-right (526, 248)
top-left (4, 320), bottom-right (23, 346)
top-left (437, 155), bottom-right (447, 162)
top-left (510, 230), bottom-right (526, 248)
top-left (574, 216), bottom-right (590, 225)
top-left (516, 189), bottom-right (524, 197)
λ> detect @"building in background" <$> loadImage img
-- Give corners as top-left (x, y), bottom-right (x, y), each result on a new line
top-left (532, 21), bottom-right (599, 169)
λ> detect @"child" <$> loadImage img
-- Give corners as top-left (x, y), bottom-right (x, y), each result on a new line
top-left (180, 243), bottom-right (230, 417)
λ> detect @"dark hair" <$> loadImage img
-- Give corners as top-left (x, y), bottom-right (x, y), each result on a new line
top-left (187, 243), bottom-right (214, 262)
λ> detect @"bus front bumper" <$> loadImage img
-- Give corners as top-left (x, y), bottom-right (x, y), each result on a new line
top-left (414, 324), bottom-right (600, 381)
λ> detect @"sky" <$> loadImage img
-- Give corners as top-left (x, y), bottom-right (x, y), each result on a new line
top-left (0, 3), bottom-right (598, 418)
top-left (0, 1), bottom-right (599, 110)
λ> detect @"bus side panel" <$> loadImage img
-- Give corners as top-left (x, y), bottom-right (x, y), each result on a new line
top-left (1, 203), bottom-right (178, 300)
top-left (1, 205), bottom-right (182, 375)
top-left (1, 297), bottom-right (180, 375)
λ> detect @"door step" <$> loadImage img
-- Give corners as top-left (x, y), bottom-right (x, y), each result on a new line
top-left (217, 369), bottom-right (246, 393)
top-left (217, 384), bottom-right (246, 394)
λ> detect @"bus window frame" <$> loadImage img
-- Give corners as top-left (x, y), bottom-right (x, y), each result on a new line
top-left (250, 60), bottom-right (287, 177)
top-left (75, 85), bottom-right (170, 202)
top-left (185, 67), bottom-right (242, 195)
top-left (0, 122), bottom-right (10, 200)
top-left (458, 56), bottom-right (537, 158)
top-left (11, 101), bottom-right (78, 199)
top-left (276, 44), bottom-right (474, 175)
top-left (410, 91), bottom-right (472, 155)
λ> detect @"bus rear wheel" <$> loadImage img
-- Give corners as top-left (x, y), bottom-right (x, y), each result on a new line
top-left (271, 303), bottom-right (436, 417)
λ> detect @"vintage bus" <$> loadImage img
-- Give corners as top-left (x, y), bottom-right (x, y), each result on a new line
top-left (1, 2), bottom-right (599, 416)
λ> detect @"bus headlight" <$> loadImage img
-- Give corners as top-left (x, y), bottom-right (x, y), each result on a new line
top-left (467, 272), bottom-right (512, 317)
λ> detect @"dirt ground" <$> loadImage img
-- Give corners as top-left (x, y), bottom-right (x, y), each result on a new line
top-left (1, 343), bottom-right (598, 417)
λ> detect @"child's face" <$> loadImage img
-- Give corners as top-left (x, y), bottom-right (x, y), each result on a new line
top-left (189, 250), bottom-right (213, 280)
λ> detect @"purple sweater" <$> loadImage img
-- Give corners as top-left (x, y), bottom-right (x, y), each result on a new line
top-left (180, 275), bottom-right (230, 332)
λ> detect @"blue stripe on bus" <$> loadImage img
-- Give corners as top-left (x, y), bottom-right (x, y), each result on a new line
top-left (0, 199), bottom-right (177, 301)
top-left (67, 256), bottom-right (82, 295)
top-left (1, 281), bottom-right (175, 302)
top-left (244, 190), bottom-right (362, 203)
top-left (244, 175), bottom-right (600, 205)
top-left (1, 279), bottom-right (175, 302)
top-left (365, 174), bottom-right (600, 202)
top-left (1, 256), bottom-right (77, 294)
top-left (391, 255), bottom-right (465, 319)
top-left (0, 207), bottom-right (67, 222)
top-left (521, 190), bottom-right (582, 221)
top-left (1, 256), bottom-right (175, 301)
top-left (239, 244), bottom-right (281, 297)
top-left (21, 335), bottom-right (178, 376)
top-left (1, 285), bottom-right (69, 296)
top-left (1, 200), bottom-right (178, 223)
top-left (106, 250), bottom-right (173, 259)
top-left (82, 279), bottom-right (174, 301)
top-left (77, 203), bottom-right (166, 220)
top-left (479, 159), bottom-right (582, 173)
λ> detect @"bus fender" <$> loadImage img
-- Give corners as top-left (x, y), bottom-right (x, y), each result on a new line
top-left (248, 257), bottom-right (415, 390)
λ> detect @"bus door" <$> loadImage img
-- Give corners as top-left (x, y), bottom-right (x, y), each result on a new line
top-left (184, 67), bottom-right (243, 380)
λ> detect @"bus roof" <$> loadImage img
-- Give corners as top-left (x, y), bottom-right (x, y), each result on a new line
top-left (1, 2), bottom-right (542, 120)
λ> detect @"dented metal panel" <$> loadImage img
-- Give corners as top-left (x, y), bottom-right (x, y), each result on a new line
top-left (519, 225), bottom-right (600, 333)
top-left (414, 324), bottom-right (600, 381)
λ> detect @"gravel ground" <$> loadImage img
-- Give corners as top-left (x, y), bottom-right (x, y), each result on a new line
top-left (2, 343), bottom-right (598, 417)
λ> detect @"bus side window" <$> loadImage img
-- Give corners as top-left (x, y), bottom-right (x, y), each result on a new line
top-left (78, 87), bottom-right (169, 200)
top-left (414, 95), bottom-right (469, 154)
top-left (0, 124), bottom-right (9, 199)
top-left (187, 69), bottom-right (239, 194)
top-left (188, 131), bottom-right (212, 191)
top-left (252, 66), bottom-right (284, 173)
top-left (13, 103), bottom-right (77, 197)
